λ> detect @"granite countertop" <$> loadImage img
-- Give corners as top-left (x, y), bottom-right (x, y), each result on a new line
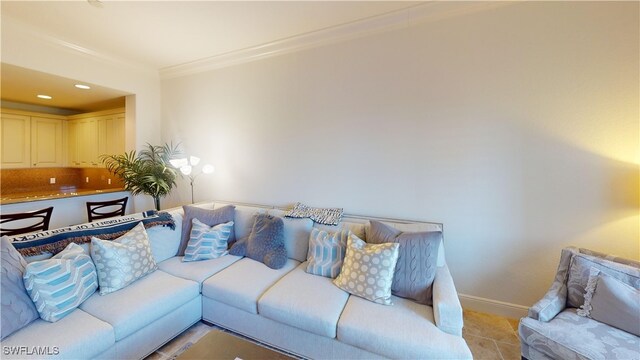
top-left (0, 188), bottom-right (127, 205)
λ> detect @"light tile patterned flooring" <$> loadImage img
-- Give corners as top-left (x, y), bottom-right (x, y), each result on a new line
top-left (146, 309), bottom-right (522, 360)
top-left (462, 309), bottom-right (521, 360)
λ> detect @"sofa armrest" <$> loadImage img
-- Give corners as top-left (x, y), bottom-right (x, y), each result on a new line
top-left (432, 264), bottom-right (464, 336)
top-left (527, 248), bottom-right (575, 322)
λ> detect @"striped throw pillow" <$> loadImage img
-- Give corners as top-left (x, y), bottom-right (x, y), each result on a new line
top-left (183, 219), bottom-right (233, 262)
top-left (23, 243), bottom-right (98, 322)
top-left (305, 228), bottom-right (349, 278)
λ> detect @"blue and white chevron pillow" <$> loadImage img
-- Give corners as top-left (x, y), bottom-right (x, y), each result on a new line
top-left (183, 219), bottom-right (234, 262)
top-left (305, 228), bottom-right (350, 278)
top-left (23, 243), bottom-right (98, 322)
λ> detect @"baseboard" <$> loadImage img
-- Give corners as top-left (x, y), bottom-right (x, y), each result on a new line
top-left (459, 293), bottom-right (529, 319)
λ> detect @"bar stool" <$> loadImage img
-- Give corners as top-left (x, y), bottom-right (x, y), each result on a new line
top-left (86, 196), bottom-right (128, 222)
top-left (0, 207), bottom-right (54, 236)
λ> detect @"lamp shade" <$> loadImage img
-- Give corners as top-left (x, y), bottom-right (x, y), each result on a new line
top-left (180, 165), bottom-right (192, 176)
top-left (189, 156), bottom-right (201, 166)
top-left (202, 164), bottom-right (215, 174)
top-left (170, 158), bottom-right (188, 168)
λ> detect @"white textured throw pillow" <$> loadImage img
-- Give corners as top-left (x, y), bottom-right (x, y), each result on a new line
top-left (91, 222), bottom-right (157, 295)
top-left (183, 219), bottom-right (233, 262)
top-left (333, 233), bottom-right (399, 305)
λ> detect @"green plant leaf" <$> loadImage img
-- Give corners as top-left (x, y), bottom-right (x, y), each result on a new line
top-left (101, 143), bottom-right (183, 203)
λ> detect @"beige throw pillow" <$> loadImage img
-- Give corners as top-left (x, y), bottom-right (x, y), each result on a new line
top-left (333, 233), bottom-right (399, 305)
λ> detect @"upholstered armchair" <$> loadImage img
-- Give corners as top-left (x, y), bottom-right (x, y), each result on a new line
top-left (519, 247), bottom-right (640, 360)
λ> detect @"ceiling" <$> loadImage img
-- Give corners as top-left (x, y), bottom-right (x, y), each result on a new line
top-left (1, 64), bottom-right (128, 113)
top-left (1, 1), bottom-right (421, 71)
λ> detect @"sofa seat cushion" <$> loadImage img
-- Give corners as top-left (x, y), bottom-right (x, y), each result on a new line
top-left (519, 308), bottom-right (640, 360)
top-left (258, 262), bottom-right (349, 338)
top-left (79, 270), bottom-right (199, 341)
top-left (202, 257), bottom-right (299, 314)
top-left (337, 295), bottom-right (472, 359)
top-left (1, 309), bottom-right (114, 359)
top-left (158, 254), bottom-right (242, 288)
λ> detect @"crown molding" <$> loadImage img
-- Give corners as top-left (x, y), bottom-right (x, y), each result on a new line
top-left (3, 2), bottom-right (513, 80)
top-left (2, 16), bottom-right (157, 76)
top-left (160, 1), bottom-right (512, 79)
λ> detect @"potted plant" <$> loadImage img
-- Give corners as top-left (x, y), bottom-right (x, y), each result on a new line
top-left (101, 143), bottom-right (182, 211)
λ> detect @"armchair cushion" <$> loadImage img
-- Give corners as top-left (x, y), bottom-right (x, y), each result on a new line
top-left (567, 252), bottom-right (640, 308)
top-left (519, 308), bottom-right (639, 360)
top-left (578, 269), bottom-right (640, 337)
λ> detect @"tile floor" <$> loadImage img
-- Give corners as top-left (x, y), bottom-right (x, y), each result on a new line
top-left (146, 309), bottom-right (522, 360)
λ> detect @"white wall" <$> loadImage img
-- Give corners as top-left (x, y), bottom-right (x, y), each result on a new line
top-left (162, 1), bottom-right (639, 310)
top-left (1, 17), bottom-right (162, 211)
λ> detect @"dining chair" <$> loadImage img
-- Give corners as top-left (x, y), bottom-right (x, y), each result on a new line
top-left (0, 207), bottom-right (54, 236)
top-left (86, 196), bottom-right (128, 222)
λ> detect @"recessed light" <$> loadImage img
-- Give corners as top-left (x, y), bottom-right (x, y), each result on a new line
top-left (75, 84), bottom-right (91, 90)
top-left (37, 94), bottom-right (52, 100)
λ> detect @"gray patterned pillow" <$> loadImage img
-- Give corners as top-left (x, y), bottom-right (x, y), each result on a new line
top-left (229, 214), bottom-right (287, 269)
top-left (1, 236), bottom-right (38, 340)
top-left (578, 267), bottom-right (640, 336)
top-left (367, 220), bottom-right (441, 305)
top-left (567, 253), bottom-right (640, 308)
top-left (333, 233), bottom-right (399, 305)
top-left (91, 222), bottom-right (158, 295)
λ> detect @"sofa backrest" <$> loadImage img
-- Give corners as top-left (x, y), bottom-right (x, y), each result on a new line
top-left (23, 201), bottom-right (446, 267)
top-left (565, 247), bottom-right (640, 308)
top-left (212, 200), bottom-right (446, 267)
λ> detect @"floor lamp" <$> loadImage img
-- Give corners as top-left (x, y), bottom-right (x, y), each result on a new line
top-left (170, 156), bottom-right (214, 204)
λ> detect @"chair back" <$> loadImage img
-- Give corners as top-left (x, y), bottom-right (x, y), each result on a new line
top-left (0, 207), bottom-right (54, 236)
top-left (86, 196), bottom-right (128, 222)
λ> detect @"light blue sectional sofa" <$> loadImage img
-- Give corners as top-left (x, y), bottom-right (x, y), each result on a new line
top-left (2, 201), bottom-right (472, 360)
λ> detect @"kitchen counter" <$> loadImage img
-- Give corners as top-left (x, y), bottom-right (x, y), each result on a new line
top-left (0, 188), bottom-right (127, 205)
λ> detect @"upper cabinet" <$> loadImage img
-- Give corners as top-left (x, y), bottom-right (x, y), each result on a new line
top-left (67, 109), bottom-right (126, 168)
top-left (1, 112), bottom-right (65, 169)
top-left (0, 113), bottom-right (31, 168)
top-left (0, 108), bottom-right (125, 169)
top-left (31, 117), bottom-right (64, 167)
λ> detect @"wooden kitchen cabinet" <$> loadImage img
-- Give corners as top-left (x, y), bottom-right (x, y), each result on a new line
top-left (0, 108), bottom-right (125, 169)
top-left (0, 112), bottom-right (31, 168)
top-left (67, 109), bottom-right (125, 168)
top-left (30, 116), bottom-right (64, 167)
